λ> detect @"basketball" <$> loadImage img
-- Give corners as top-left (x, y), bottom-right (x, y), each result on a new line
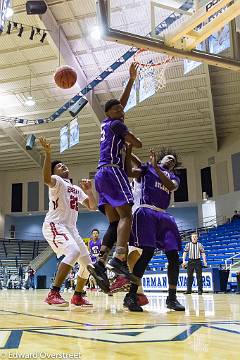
top-left (54, 65), bottom-right (77, 89)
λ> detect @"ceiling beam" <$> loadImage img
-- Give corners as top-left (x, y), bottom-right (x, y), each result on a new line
top-left (38, 9), bottom-right (105, 126)
top-left (0, 121), bottom-right (41, 167)
top-left (203, 65), bottom-right (218, 150)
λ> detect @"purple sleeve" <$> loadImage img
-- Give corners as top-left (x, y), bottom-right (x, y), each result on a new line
top-left (140, 163), bottom-right (149, 177)
top-left (110, 120), bottom-right (129, 138)
top-left (170, 173), bottom-right (180, 186)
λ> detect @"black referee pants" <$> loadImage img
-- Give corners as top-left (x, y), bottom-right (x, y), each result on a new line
top-left (187, 259), bottom-right (203, 293)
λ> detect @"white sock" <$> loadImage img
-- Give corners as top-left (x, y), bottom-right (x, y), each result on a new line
top-left (137, 285), bottom-right (144, 294)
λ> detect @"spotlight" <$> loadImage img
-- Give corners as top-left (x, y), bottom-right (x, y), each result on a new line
top-left (29, 27), bottom-right (35, 40)
top-left (25, 96), bottom-right (36, 107)
top-left (18, 25), bottom-right (24, 37)
top-left (5, 7), bottom-right (14, 19)
top-left (26, 134), bottom-right (36, 150)
top-left (6, 22), bottom-right (12, 34)
top-left (69, 97), bottom-right (88, 117)
top-left (40, 31), bottom-right (47, 43)
top-left (90, 26), bottom-right (102, 40)
top-left (26, 1), bottom-right (47, 15)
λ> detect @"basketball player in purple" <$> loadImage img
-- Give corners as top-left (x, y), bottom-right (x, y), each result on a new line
top-left (123, 145), bottom-right (185, 312)
top-left (88, 63), bottom-right (142, 290)
top-left (89, 229), bottom-right (101, 264)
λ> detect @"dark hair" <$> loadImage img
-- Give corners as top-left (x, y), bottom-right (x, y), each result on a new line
top-left (51, 160), bottom-right (61, 175)
top-left (156, 147), bottom-right (182, 171)
top-left (91, 228), bottom-right (99, 234)
top-left (104, 99), bottom-right (121, 113)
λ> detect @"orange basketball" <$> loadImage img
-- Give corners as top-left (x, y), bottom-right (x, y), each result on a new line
top-left (54, 65), bottom-right (77, 89)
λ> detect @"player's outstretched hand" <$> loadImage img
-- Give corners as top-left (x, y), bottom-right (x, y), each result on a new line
top-left (149, 149), bottom-right (157, 167)
top-left (129, 62), bottom-right (139, 80)
top-left (39, 137), bottom-right (51, 154)
top-left (80, 179), bottom-right (92, 192)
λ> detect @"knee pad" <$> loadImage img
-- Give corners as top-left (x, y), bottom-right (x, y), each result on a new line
top-left (77, 266), bottom-right (89, 280)
top-left (62, 245), bottom-right (81, 267)
top-left (102, 221), bottom-right (118, 249)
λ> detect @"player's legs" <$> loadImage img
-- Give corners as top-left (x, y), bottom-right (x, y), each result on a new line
top-left (186, 260), bottom-right (195, 293)
top-left (124, 208), bottom-right (157, 311)
top-left (124, 246), bottom-right (155, 312)
top-left (156, 213), bottom-right (185, 311)
top-left (42, 223), bottom-right (82, 307)
top-left (127, 246), bottom-right (146, 297)
top-left (106, 204), bottom-right (139, 282)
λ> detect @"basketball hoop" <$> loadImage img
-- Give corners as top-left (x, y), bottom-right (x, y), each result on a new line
top-left (133, 49), bottom-right (174, 91)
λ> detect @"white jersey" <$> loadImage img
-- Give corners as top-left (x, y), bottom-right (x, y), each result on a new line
top-left (44, 175), bottom-right (88, 227)
top-left (131, 179), bottom-right (142, 214)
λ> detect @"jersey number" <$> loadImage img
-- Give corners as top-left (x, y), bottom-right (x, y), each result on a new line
top-left (100, 128), bottom-right (105, 142)
top-left (70, 195), bottom-right (79, 211)
top-left (52, 198), bottom-right (59, 210)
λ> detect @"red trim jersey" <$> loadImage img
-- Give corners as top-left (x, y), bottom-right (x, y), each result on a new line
top-left (44, 175), bottom-right (88, 227)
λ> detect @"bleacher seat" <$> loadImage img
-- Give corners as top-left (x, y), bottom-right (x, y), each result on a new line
top-left (148, 222), bottom-right (240, 271)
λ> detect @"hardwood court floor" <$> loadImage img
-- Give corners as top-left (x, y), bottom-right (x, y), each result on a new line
top-left (0, 290), bottom-right (239, 360)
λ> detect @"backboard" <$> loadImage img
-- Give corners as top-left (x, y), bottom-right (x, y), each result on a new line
top-left (97, 0), bottom-right (240, 71)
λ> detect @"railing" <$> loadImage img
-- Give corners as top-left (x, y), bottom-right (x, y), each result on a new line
top-left (30, 246), bottom-right (54, 271)
top-left (225, 252), bottom-right (240, 270)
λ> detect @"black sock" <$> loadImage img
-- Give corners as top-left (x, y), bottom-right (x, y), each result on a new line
top-left (52, 286), bottom-right (60, 292)
top-left (96, 260), bottom-right (106, 270)
top-left (74, 291), bottom-right (83, 296)
top-left (129, 283), bottom-right (138, 294)
top-left (168, 288), bottom-right (176, 300)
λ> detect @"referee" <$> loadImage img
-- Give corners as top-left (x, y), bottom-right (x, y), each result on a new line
top-left (182, 232), bottom-right (207, 295)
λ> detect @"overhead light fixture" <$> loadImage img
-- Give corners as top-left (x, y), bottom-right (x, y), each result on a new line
top-left (6, 22), bottom-right (12, 34)
top-left (5, 7), bottom-right (14, 19)
top-left (18, 25), bottom-right (24, 37)
top-left (25, 96), bottom-right (36, 106)
top-left (26, 1), bottom-right (47, 15)
top-left (29, 27), bottom-right (35, 40)
top-left (40, 31), bottom-right (47, 43)
top-left (25, 71), bottom-right (36, 106)
top-left (90, 26), bottom-right (102, 40)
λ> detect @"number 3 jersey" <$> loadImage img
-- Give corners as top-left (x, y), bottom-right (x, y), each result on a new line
top-left (98, 118), bottom-right (129, 168)
top-left (44, 175), bottom-right (88, 227)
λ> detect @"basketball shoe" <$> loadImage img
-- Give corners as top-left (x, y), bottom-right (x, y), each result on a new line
top-left (137, 293), bottom-right (149, 306)
top-left (107, 258), bottom-right (139, 284)
top-left (44, 290), bottom-right (69, 307)
top-left (87, 263), bottom-right (110, 293)
top-left (166, 296), bottom-right (185, 311)
top-left (123, 293), bottom-right (143, 312)
top-left (110, 275), bottom-right (131, 293)
top-left (70, 294), bottom-right (93, 309)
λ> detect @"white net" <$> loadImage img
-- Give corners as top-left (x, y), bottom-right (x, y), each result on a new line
top-left (134, 50), bottom-right (175, 92)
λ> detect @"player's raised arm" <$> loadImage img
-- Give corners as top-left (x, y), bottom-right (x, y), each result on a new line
top-left (80, 179), bottom-right (97, 211)
top-left (119, 62), bottom-right (138, 109)
top-left (124, 131), bottom-right (142, 148)
top-left (125, 143), bottom-right (143, 178)
top-left (149, 150), bottom-right (178, 192)
top-left (39, 137), bottom-right (56, 188)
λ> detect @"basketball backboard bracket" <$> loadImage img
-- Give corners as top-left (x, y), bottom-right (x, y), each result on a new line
top-left (96, 0), bottom-right (240, 72)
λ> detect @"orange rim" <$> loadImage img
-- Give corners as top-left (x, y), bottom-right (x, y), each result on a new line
top-left (133, 48), bottom-right (174, 67)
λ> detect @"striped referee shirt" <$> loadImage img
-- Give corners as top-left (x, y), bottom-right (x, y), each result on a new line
top-left (184, 242), bottom-right (205, 260)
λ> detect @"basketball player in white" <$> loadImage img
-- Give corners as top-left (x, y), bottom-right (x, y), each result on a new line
top-left (39, 137), bottom-right (107, 309)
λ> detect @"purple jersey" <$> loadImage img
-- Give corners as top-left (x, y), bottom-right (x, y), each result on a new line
top-left (98, 118), bottom-right (129, 168)
top-left (140, 163), bottom-right (180, 209)
top-left (89, 239), bottom-right (101, 259)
